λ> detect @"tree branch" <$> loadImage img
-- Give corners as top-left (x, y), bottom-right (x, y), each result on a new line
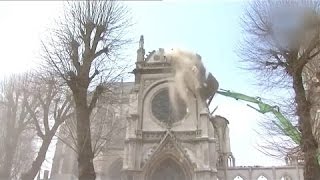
top-left (25, 102), bottom-right (44, 139)
top-left (88, 85), bottom-right (103, 113)
top-left (94, 46), bottom-right (109, 59)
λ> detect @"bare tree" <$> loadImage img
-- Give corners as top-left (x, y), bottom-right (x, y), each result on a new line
top-left (240, 0), bottom-right (320, 179)
top-left (0, 74), bottom-right (38, 179)
top-left (305, 59), bottom-right (320, 146)
top-left (256, 112), bottom-right (302, 162)
top-left (42, 1), bottom-right (131, 179)
top-left (257, 58), bottom-right (320, 164)
top-left (58, 89), bottom-right (126, 159)
top-left (21, 72), bottom-right (73, 180)
top-left (10, 130), bottom-right (36, 180)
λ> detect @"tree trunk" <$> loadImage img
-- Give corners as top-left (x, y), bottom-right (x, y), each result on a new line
top-left (75, 93), bottom-right (96, 180)
top-left (21, 131), bottom-right (56, 180)
top-left (293, 73), bottom-right (320, 180)
top-left (0, 145), bottom-right (15, 179)
top-left (0, 131), bottom-right (18, 179)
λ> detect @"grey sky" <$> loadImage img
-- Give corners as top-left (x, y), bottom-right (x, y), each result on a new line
top-left (0, 0), bottom-right (286, 172)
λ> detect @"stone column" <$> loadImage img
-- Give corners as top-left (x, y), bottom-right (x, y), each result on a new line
top-left (195, 105), bottom-right (218, 180)
top-left (199, 108), bottom-right (209, 137)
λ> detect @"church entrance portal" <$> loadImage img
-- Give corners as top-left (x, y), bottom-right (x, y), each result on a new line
top-left (149, 158), bottom-right (187, 180)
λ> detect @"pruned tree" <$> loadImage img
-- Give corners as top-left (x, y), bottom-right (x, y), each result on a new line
top-left (42, 1), bottom-right (132, 179)
top-left (0, 74), bottom-right (38, 179)
top-left (304, 59), bottom-right (320, 147)
top-left (21, 72), bottom-right (73, 180)
top-left (240, 0), bottom-right (320, 179)
top-left (10, 130), bottom-right (36, 180)
top-left (256, 110), bottom-right (303, 163)
top-left (57, 86), bottom-right (126, 158)
top-left (257, 59), bottom-right (320, 164)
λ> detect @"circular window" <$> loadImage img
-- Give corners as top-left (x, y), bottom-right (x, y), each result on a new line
top-left (151, 88), bottom-right (187, 126)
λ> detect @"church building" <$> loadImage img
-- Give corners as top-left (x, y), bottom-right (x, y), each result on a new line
top-left (49, 36), bottom-right (303, 180)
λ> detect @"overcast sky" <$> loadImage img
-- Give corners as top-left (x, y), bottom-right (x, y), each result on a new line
top-left (0, 0), bottom-right (287, 172)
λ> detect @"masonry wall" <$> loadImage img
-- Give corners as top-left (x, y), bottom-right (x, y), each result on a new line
top-left (217, 166), bottom-right (303, 180)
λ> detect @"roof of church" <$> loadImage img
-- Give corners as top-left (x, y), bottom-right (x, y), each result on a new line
top-left (101, 81), bottom-right (134, 94)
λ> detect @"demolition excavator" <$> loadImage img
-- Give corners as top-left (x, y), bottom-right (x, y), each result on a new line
top-left (211, 89), bottom-right (320, 163)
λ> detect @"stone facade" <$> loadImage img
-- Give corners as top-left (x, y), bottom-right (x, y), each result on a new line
top-left (50, 36), bottom-right (303, 180)
top-left (220, 166), bottom-right (303, 180)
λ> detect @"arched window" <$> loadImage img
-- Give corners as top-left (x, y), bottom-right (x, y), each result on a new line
top-left (234, 176), bottom-right (244, 180)
top-left (280, 175), bottom-right (292, 180)
top-left (257, 175), bottom-right (268, 180)
top-left (227, 155), bottom-right (235, 167)
top-left (217, 155), bottom-right (224, 167)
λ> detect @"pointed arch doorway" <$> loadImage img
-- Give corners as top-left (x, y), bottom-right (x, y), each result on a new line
top-left (150, 158), bottom-right (185, 180)
top-left (146, 156), bottom-right (192, 180)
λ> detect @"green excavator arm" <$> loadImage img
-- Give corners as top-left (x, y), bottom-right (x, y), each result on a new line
top-left (216, 89), bottom-right (320, 163)
top-left (216, 89), bottom-right (301, 144)
top-left (217, 89), bottom-right (261, 104)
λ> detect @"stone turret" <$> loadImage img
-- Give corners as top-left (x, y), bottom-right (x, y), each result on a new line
top-left (133, 35), bottom-right (146, 86)
top-left (210, 115), bottom-right (235, 168)
top-left (136, 35), bottom-right (145, 62)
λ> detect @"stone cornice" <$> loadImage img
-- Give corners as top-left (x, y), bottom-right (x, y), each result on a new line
top-left (194, 168), bottom-right (218, 173)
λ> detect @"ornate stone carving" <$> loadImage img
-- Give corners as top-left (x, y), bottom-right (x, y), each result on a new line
top-left (142, 131), bottom-right (166, 142)
top-left (141, 62), bottom-right (170, 67)
top-left (145, 50), bottom-right (156, 61)
top-left (163, 141), bottom-right (176, 151)
top-left (143, 79), bottom-right (156, 89)
top-left (142, 131), bottom-right (199, 142)
top-left (196, 129), bottom-right (202, 137)
top-left (135, 130), bottom-right (142, 138)
top-left (174, 131), bottom-right (197, 141)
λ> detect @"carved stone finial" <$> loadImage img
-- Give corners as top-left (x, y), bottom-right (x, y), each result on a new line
top-left (136, 35), bottom-right (145, 62)
top-left (139, 35), bottom-right (144, 49)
